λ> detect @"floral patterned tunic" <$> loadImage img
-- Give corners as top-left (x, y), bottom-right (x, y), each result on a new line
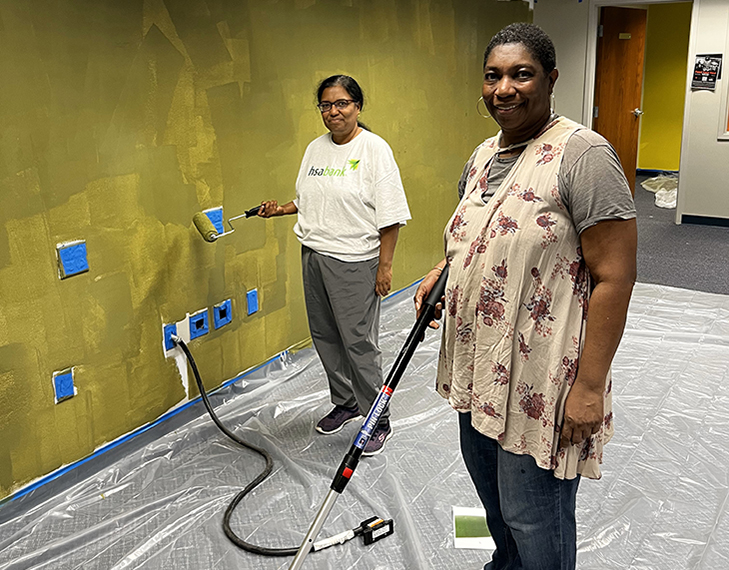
top-left (437, 116), bottom-right (613, 480)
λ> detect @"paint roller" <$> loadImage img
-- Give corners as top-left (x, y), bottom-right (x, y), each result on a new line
top-left (192, 205), bottom-right (263, 242)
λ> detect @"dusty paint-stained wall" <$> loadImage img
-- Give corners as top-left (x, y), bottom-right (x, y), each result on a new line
top-left (0, 0), bottom-right (529, 499)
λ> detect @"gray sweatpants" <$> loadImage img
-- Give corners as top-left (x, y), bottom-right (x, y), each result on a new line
top-left (301, 246), bottom-right (387, 420)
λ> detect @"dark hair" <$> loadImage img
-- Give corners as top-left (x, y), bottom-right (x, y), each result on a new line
top-left (316, 75), bottom-right (369, 130)
top-left (483, 23), bottom-right (556, 74)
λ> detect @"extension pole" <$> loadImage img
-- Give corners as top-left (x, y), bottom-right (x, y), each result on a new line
top-left (288, 266), bottom-right (449, 570)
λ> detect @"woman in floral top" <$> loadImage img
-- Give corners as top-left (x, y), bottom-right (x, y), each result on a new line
top-left (415, 23), bottom-right (636, 570)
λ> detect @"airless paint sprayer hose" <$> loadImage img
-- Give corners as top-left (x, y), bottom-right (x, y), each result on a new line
top-left (171, 262), bottom-right (449, 560)
top-left (173, 336), bottom-right (386, 556)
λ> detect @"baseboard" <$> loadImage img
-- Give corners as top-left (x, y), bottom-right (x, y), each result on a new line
top-left (681, 215), bottom-right (729, 228)
top-left (636, 169), bottom-right (679, 177)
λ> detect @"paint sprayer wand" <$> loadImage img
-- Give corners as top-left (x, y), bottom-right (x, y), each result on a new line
top-left (288, 264), bottom-right (449, 570)
top-left (192, 205), bottom-right (262, 242)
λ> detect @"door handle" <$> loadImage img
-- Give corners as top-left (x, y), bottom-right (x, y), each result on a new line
top-left (632, 108), bottom-right (644, 117)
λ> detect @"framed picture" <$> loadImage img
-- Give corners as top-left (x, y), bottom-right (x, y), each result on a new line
top-left (692, 53), bottom-right (721, 91)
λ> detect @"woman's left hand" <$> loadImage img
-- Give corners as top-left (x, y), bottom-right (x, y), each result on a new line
top-left (560, 380), bottom-right (604, 448)
top-left (375, 265), bottom-right (392, 297)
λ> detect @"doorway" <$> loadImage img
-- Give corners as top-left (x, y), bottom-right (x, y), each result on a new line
top-left (593, 6), bottom-right (647, 193)
top-left (584, 1), bottom-right (694, 203)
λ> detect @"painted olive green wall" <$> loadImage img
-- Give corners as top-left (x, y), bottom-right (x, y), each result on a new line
top-left (638, 3), bottom-right (692, 172)
top-left (0, 0), bottom-right (529, 499)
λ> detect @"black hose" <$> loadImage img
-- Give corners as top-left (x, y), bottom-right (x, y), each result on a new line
top-left (174, 265), bottom-right (449, 557)
top-left (175, 338), bottom-right (298, 556)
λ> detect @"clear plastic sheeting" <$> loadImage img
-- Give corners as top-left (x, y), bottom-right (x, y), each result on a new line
top-left (1, 282), bottom-right (729, 569)
top-left (640, 173), bottom-right (678, 209)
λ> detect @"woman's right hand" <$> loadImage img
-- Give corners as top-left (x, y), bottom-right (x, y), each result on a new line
top-left (258, 200), bottom-right (283, 218)
top-left (414, 267), bottom-right (445, 330)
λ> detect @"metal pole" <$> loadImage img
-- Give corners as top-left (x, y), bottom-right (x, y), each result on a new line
top-left (287, 266), bottom-right (449, 568)
top-left (288, 489), bottom-right (340, 570)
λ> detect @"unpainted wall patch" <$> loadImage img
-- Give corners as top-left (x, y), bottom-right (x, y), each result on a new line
top-left (213, 299), bottom-right (232, 329)
top-left (53, 368), bottom-right (76, 403)
top-left (203, 207), bottom-right (224, 234)
top-left (56, 240), bottom-right (89, 279)
top-left (189, 310), bottom-right (209, 340)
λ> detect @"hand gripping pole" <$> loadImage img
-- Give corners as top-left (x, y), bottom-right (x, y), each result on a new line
top-left (288, 265), bottom-right (449, 569)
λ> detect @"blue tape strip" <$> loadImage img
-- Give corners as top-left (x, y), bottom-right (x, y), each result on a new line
top-left (213, 299), bottom-right (232, 329)
top-left (163, 323), bottom-right (178, 351)
top-left (189, 311), bottom-right (209, 340)
top-left (54, 371), bottom-right (75, 401)
top-left (246, 290), bottom-right (258, 315)
top-left (58, 243), bottom-right (89, 277)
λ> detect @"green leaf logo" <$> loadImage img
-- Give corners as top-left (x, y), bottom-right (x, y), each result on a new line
top-left (348, 159), bottom-right (361, 171)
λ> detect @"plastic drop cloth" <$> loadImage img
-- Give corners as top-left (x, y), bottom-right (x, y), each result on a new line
top-left (1, 282), bottom-right (729, 569)
top-left (641, 174), bottom-right (678, 209)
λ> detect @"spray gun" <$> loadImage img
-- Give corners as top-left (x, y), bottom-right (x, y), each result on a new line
top-left (192, 205), bottom-right (263, 242)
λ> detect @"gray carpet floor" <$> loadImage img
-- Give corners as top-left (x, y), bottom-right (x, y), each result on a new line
top-left (635, 173), bottom-right (728, 295)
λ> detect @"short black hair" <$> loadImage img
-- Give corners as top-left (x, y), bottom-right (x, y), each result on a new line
top-left (483, 23), bottom-right (556, 73)
top-left (316, 75), bottom-right (364, 110)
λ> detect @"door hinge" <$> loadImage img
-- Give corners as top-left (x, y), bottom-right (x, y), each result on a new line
top-left (593, 106), bottom-right (599, 119)
top-left (598, 24), bottom-right (604, 38)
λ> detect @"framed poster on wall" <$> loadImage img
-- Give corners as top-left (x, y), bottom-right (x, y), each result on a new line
top-left (692, 53), bottom-right (722, 91)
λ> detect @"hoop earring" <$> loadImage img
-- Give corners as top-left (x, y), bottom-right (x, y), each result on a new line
top-left (476, 96), bottom-right (492, 120)
top-left (550, 92), bottom-right (556, 114)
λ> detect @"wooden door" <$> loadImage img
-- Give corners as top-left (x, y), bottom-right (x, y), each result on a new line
top-left (593, 6), bottom-right (647, 193)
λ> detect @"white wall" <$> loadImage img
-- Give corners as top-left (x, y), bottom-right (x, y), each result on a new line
top-left (676, 0), bottom-right (729, 221)
top-left (533, 0), bottom-right (590, 123)
top-left (536, 0), bottom-right (729, 222)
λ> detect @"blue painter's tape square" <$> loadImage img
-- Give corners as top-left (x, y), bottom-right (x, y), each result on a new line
top-left (204, 208), bottom-right (224, 235)
top-left (53, 369), bottom-right (75, 403)
top-left (57, 241), bottom-right (89, 279)
top-left (246, 289), bottom-right (258, 315)
top-left (214, 299), bottom-right (233, 329)
top-left (189, 311), bottom-right (209, 340)
top-left (164, 323), bottom-right (178, 351)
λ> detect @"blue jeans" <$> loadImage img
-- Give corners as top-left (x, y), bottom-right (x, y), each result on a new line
top-left (458, 412), bottom-right (580, 570)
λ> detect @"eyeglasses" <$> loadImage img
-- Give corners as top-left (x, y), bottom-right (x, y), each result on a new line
top-left (316, 99), bottom-right (356, 113)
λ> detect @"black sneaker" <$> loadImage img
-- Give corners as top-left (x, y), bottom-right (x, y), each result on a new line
top-left (315, 405), bottom-right (363, 435)
top-left (363, 421), bottom-right (393, 456)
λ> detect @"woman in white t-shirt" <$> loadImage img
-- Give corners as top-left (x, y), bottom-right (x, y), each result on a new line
top-left (258, 75), bottom-right (410, 456)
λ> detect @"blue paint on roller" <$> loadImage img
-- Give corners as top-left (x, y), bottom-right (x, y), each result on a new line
top-left (53, 370), bottom-right (75, 403)
top-left (247, 289), bottom-right (258, 315)
top-left (57, 241), bottom-right (89, 278)
top-left (189, 311), bottom-right (209, 340)
top-left (205, 207), bottom-right (224, 235)
top-left (214, 299), bottom-right (232, 329)
top-left (164, 323), bottom-right (178, 351)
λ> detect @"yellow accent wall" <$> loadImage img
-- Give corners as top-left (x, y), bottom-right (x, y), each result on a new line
top-left (638, 2), bottom-right (692, 171)
top-left (0, 1), bottom-right (530, 499)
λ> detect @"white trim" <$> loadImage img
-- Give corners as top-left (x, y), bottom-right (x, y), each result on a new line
top-left (676, 0), bottom-right (701, 223)
top-left (716, 52), bottom-right (729, 141)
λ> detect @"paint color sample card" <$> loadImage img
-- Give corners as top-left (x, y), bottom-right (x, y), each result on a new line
top-left (452, 506), bottom-right (496, 550)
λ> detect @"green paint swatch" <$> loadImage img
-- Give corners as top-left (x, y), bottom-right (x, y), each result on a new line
top-left (454, 514), bottom-right (492, 539)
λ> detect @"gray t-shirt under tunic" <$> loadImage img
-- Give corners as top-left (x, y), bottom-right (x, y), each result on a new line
top-left (457, 126), bottom-right (636, 234)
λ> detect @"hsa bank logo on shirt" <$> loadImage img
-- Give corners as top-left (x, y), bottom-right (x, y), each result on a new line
top-left (307, 159), bottom-right (361, 177)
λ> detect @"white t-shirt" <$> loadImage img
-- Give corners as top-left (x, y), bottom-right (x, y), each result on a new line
top-left (293, 129), bottom-right (411, 262)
